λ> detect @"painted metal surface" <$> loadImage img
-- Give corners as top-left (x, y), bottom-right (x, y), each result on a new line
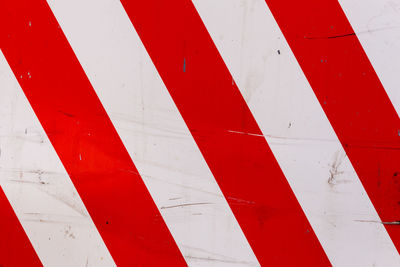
top-left (0, 0), bottom-right (400, 266)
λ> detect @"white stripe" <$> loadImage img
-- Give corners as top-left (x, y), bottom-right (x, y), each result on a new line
top-left (191, 0), bottom-right (400, 266)
top-left (0, 51), bottom-right (115, 267)
top-left (338, 0), bottom-right (400, 116)
top-left (46, 0), bottom-right (259, 265)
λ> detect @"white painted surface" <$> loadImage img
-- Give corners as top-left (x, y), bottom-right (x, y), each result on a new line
top-left (46, 0), bottom-right (259, 265)
top-left (0, 0), bottom-right (399, 265)
top-left (339, 0), bottom-right (400, 117)
top-left (0, 51), bottom-right (115, 267)
top-left (191, 0), bottom-right (400, 266)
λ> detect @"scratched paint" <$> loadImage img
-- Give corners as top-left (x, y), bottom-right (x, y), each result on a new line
top-left (191, 0), bottom-right (400, 265)
top-left (1, 0), bottom-right (400, 265)
top-left (0, 51), bottom-right (115, 266)
top-left (46, 0), bottom-right (259, 265)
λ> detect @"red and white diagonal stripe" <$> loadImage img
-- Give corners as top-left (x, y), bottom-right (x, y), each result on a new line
top-left (0, 0), bottom-right (399, 266)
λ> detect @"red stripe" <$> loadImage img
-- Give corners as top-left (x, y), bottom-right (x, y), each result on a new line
top-left (262, 0), bottom-right (400, 252)
top-left (0, 1), bottom-right (186, 265)
top-left (119, 0), bottom-right (330, 265)
top-left (0, 187), bottom-right (42, 266)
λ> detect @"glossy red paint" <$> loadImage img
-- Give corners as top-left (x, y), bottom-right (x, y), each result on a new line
top-left (0, 1), bottom-right (186, 266)
top-left (119, 0), bottom-right (330, 265)
top-left (263, 0), bottom-right (400, 253)
top-left (0, 187), bottom-right (41, 266)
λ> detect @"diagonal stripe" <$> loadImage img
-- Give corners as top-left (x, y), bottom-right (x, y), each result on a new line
top-left (0, 50), bottom-right (115, 266)
top-left (0, 187), bottom-right (42, 266)
top-left (46, 0), bottom-right (259, 264)
top-left (338, 0), bottom-right (400, 117)
top-left (261, 0), bottom-right (400, 252)
top-left (118, 0), bottom-right (330, 265)
top-left (0, 1), bottom-right (186, 266)
top-left (191, 0), bottom-right (400, 265)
